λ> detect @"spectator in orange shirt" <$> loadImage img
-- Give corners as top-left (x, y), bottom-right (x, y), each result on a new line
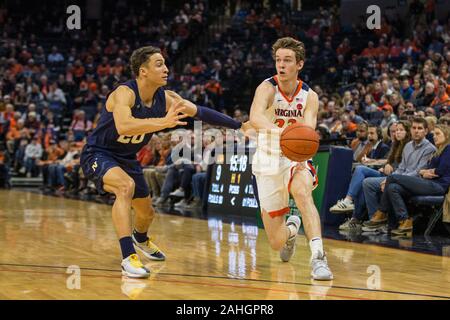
top-left (389, 38), bottom-right (402, 58)
top-left (38, 139), bottom-right (66, 189)
top-left (361, 41), bottom-right (377, 58)
top-left (205, 78), bottom-right (223, 95)
top-left (431, 79), bottom-right (450, 111)
top-left (375, 38), bottom-right (390, 57)
top-left (336, 38), bottom-right (351, 57)
top-left (137, 141), bottom-right (154, 167)
top-left (1, 103), bottom-right (16, 129)
top-left (8, 58), bottom-right (23, 77)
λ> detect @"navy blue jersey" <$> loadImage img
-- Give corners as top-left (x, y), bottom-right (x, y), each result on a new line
top-left (86, 80), bottom-right (166, 158)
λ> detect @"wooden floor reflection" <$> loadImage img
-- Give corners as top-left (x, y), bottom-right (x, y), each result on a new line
top-left (0, 190), bottom-right (449, 300)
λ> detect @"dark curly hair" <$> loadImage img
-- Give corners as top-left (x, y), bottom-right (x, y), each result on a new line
top-left (130, 46), bottom-right (161, 77)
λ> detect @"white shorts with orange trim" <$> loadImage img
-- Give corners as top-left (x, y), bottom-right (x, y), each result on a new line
top-left (253, 159), bottom-right (318, 218)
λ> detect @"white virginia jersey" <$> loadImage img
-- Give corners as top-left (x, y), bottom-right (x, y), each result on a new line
top-left (264, 75), bottom-right (310, 128)
top-left (252, 76), bottom-right (311, 175)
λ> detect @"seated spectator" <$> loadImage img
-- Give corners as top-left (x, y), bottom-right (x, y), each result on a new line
top-left (399, 78), bottom-right (413, 101)
top-left (38, 140), bottom-right (66, 188)
top-left (63, 142), bottom-right (84, 194)
top-left (362, 117), bottom-right (437, 231)
top-left (416, 81), bottom-right (436, 109)
top-left (154, 133), bottom-right (195, 206)
top-left (24, 137), bottom-right (43, 177)
top-left (171, 133), bottom-right (215, 209)
top-left (46, 82), bottom-right (67, 114)
top-left (383, 121), bottom-right (398, 147)
top-left (143, 136), bottom-right (172, 200)
top-left (14, 138), bottom-right (29, 175)
top-left (331, 121), bottom-right (411, 230)
top-left (362, 94), bottom-right (378, 118)
top-left (340, 114), bottom-right (358, 138)
top-left (24, 111), bottom-right (40, 137)
top-left (383, 124), bottom-right (449, 235)
top-left (380, 104), bottom-right (397, 129)
top-left (350, 122), bottom-right (370, 162)
top-left (137, 140), bottom-right (154, 167)
top-left (13, 85), bottom-right (30, 112)
top-left (47, 46), bottom-right (64, 64)
top-left (184, 136), bottom-right (217, 209)
top-left (360, 124), bottom-right (391, 164)
top-left (430, 78), bottom-right (450, 114)
top-left (48, 142), bottom-right (80, 192)
top-left (70, 110), bottom-right (92, 141)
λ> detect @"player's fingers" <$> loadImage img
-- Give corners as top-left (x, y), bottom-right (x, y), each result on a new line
top-left (177, 113), bottom-right (189, 119)
top-left (177, 121), bottom-right (188, 126)
top-left (168, 99), bottom-right (184, 113)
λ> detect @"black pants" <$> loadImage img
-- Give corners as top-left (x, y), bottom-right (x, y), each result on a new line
top-left (381, 174), bottom-right (446, 221)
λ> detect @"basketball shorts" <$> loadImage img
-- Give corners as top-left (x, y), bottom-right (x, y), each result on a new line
top-left (252, 159), bottom-right (318, 218)
top-left (80, 145), bottom-right (150, 199)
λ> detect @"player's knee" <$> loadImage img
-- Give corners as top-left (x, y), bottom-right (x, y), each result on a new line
top-left (291, 187), bottom-right (312, 201)
top-left (116, 179), bottom-right (135, 199)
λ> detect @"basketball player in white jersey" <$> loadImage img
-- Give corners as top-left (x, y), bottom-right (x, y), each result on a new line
top-left (249, 37), bottom-right (333, 280)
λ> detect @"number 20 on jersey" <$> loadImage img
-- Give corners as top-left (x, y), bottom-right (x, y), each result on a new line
top-left (117, 134), bottom-right (145, 144)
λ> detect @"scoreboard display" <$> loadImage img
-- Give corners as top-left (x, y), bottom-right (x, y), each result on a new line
top-left (205, 149), bottom-right (259, 217)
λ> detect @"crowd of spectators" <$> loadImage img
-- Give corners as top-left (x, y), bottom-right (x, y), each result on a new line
top-left (0, 1), bottom-right (449, 219)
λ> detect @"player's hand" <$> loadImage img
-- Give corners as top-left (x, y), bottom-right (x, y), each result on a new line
top-left (240, 121), bottom-right (256, 138)
top-left (164, 100), bottom-right (189, 128)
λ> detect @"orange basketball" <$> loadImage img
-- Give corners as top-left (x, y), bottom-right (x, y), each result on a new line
top-left (280, 123), bottom-right (319, 162)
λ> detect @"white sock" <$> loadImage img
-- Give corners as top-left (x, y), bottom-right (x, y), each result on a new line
top-left (343, 198), bottom-right (353, 205)
top-left (309, 237), bottom-right (324, 259)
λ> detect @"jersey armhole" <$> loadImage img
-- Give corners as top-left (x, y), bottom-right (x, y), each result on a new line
top-left (105, 85), bottom-right (136, 113)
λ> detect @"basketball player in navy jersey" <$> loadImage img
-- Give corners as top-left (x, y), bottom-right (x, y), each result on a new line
top-left (81, 46), bottom-right (246, 278)
top-left (249, 37), bottom-right (333, 280)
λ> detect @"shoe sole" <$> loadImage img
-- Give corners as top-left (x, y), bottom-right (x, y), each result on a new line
top-left (330, 208), bottom-right (354, 213)
top-left (363, 219), bottom-right (387, 227)
top-left (311, 273), bottom-right (334, 281)
top-left (339, 225), bottom-right (362, 231)
top-left (391, 229), bottom-right (412, 235)
top-left (121, 270), bottom-right (150, 279)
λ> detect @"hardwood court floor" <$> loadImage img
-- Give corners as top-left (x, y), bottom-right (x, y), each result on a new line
top-left (0, 190), bottom-right (449, 300)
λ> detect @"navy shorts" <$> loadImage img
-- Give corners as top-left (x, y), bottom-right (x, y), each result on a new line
top-left (80, 145), bottom-right (150, 199)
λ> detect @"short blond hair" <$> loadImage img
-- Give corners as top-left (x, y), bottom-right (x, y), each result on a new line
top-left (272, 37), bottom-right (305, 63)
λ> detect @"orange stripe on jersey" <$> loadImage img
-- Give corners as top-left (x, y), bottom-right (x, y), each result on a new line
top-left (273, 76), bottom-right (303, 103)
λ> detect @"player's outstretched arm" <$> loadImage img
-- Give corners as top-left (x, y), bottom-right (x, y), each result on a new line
top-left (249, 82), bottom-right (278, 131)
top-left (111, 86), bottom-right (188, 136)
top-left (165, 90), bottom-right (242, 129)
top-left (303, 89), bottom-right (319, 130)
